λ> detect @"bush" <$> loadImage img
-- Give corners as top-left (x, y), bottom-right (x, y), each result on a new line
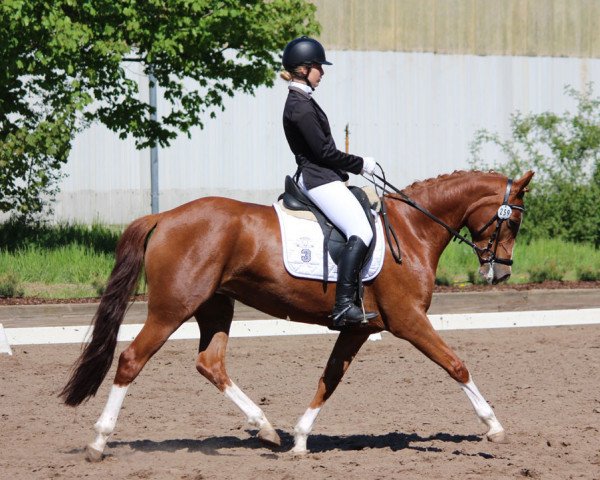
top-left (528, 261), bottom-right (564, 283)
top-left (470, 83), bottom-right (600, 247)
top-left (521, 182), bottom-right (600, 246)
top-left (0, 271), bottom-right (25, 298)
top-left (577, 266), bottom-right (600, 282)
top-left (0, 219), bottom-right (120, 254)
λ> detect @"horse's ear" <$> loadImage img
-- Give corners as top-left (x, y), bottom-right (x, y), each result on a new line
top-left (515, 171), bottom-right (534, 193)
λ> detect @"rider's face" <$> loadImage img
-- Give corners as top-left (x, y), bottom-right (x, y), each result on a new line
top-left (297, 64), bottom-right (324, 88)
top-left (307, 64), bottom-right (324, 88)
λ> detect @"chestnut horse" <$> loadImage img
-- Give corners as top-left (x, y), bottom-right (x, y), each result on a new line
top-left (61, 169), bottom-right (533, 460)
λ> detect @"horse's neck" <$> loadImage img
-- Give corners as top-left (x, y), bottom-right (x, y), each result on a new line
top-left (402, 176), bottom-right (486, 257)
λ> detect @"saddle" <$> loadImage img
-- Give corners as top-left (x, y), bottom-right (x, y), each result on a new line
top-left (278, 176), bottom-right (378, 287)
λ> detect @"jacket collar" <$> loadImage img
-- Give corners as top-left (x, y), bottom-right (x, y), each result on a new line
top-left (288, 82), bottom-right (312, 98)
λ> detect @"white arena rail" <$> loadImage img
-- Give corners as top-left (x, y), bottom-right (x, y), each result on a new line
top-left (1, 308), bottom-right (599, 350)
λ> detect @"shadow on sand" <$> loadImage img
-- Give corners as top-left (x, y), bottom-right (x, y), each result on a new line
top-left (103, 430), bottom-right (484, 456)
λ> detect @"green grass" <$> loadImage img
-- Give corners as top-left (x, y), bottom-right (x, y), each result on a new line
top-left (439, 237), bottom-right (600, 285)
top-left (0, 221), bottom-right (120, 298)
top-left (0, 271), bottom-right (25, 297)
top-left (0, 245), bottom-right (115, 298)
top-left (0, 221), bottom-right (599, 298)
top-left (0, 245), bottom-right (113, 283)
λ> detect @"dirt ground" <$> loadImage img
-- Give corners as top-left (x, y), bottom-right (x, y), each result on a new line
top-left (1, 323), bottom-right (599, 480)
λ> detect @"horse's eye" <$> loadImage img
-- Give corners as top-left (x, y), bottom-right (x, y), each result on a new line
top-left (507, 219), bottom-right (521, 234)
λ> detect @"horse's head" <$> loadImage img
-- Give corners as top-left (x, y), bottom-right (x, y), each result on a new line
top-left (465, 171), bottom-right (534, 285)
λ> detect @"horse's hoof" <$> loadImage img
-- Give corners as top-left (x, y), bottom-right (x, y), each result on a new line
top-left (487, 430), bottom-right (508, 443)
top-left (85, 444), bottom-right (104, 462)
top-left (291, 447), bottom-right (308, 457)
top-left (258, 426), bottom-right (281, 447)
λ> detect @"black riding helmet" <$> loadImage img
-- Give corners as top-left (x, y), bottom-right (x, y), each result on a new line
top-left (282, 36), bottom-right (332, 71)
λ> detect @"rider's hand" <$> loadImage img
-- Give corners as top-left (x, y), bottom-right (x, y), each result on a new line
top-left (361, 157), bottom-right (376, 175)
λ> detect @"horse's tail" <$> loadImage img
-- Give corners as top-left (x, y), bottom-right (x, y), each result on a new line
top-left (60, 215), bottom-right (158, 406)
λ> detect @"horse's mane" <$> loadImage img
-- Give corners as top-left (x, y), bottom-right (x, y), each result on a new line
top-left (402, 169), bottom-right (503, 194)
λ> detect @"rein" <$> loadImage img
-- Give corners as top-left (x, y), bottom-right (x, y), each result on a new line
top-left (363, 169), bottom-right (525, 267)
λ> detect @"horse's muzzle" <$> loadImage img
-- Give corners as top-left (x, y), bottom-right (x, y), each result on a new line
top-left (479, 263), bottom-right (512, 285)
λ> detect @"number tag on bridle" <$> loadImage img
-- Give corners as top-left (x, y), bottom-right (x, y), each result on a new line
top-left (497, 205), bottom-right (512, 220)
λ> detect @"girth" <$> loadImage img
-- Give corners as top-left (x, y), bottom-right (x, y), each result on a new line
top-left (279, 176), bottom-right (378, 289)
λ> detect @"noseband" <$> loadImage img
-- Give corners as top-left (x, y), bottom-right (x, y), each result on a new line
top-left (364, 171), bottom-right (525, 268)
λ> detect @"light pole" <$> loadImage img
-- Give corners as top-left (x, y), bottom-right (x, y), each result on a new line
top-left (148, 69), bottom-right (159, 214)
top-left (123, 57), bottom-right (160, 214)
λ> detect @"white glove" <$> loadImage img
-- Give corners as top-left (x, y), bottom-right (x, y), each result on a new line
top-left (361, 156), bottom-right (376, 175)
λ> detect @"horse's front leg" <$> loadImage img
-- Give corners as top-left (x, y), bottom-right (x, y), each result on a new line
top-left (293, 330), bottom-right (371, 454)
top-left (390, 312), bottom-right (507, 443)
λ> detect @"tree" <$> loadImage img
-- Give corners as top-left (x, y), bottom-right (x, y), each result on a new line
top-left (470, 84), bottom-right (600, 245)
top-left (0, 0), bottom-right (319, 219)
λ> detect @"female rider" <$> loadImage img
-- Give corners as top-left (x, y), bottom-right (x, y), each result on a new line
top-left (281, 36), bottom-right (378, 327)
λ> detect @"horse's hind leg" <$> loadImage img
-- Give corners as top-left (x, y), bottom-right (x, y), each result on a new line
top-left (86, 313), bottom-right (184, 461)
top-left (293, 330), bottom-right (371, 454)
top-left (459, 374), bottom-right (507, 443)
top-left (390, 314), bottom-right (507, 443)
top-left (194, 294), bottom-right (280, 447)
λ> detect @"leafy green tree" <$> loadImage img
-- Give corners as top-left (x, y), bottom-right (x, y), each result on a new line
top-left (470, 84), bottom-right (600, 246)
top-left (0, 0), bottom-right (319, 219)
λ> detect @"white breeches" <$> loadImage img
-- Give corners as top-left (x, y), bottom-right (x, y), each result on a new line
top-left (299, 177), bottom-right (373, 246)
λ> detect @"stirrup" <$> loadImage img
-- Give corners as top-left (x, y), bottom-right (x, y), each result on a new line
top-left (330, 304), bottom-right (376, 327)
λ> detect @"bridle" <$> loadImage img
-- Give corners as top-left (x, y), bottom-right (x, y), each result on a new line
top-left (363, 170), bottom-right (525, 268)
top-left (366, 172), bottom-right (524, 267)
top-left (470, 178), bottom-right (525, 266)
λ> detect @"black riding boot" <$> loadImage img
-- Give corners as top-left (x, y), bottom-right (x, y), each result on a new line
top-left (331, 235), bottom-right (379, 327)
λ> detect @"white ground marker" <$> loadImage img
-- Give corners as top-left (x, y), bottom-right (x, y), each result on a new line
top-left (3, 309), bottom-right (600, 346)
top-left (0, 323), bottom-right (13, 355)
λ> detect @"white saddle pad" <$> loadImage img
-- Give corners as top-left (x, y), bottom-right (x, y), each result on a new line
top-left (273, 202), bottom-right (385, 282)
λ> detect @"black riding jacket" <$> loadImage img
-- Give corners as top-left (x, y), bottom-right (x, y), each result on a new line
top-left (282, 86), bottom-right (364, 190)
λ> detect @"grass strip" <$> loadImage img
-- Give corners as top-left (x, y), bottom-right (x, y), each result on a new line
top-left (0, 221), bottom-right (599, 298)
